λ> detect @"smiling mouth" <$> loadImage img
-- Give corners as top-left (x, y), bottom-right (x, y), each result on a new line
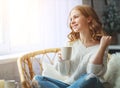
top-left (72, 25), bottom-right (78, 29)
top-left (73, 24), bottom-right (78, 27)
top-left (73, 26), bottom-right (77, 29)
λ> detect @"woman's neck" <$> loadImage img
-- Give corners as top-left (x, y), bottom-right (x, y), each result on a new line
top-left (79, 32), bottom-right (99, 47)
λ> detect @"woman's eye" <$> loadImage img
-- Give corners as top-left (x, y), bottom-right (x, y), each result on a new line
top-left (74, 15), bottom-right (79, 18)
top-left (70, 15), bottom-right (79, 22)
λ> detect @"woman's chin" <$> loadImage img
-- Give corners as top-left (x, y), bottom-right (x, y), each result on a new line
top-left (74, 30), bottom-right (79, 33)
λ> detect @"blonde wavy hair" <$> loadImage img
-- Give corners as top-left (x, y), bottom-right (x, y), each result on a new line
top-left (67, 5), bottom-right (106, 42)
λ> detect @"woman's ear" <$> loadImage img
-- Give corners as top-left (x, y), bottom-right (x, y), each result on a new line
top-left (87, 16), bottom-right (92, 23)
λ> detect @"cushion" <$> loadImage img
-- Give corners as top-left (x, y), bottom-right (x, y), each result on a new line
top-left (104, 53), bottom-right (120, 88)
top-left (42, 62), bottom-right (68, 82)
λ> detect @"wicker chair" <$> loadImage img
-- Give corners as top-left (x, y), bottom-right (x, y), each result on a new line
top-left (17, 47), bottom-right (113, 88)
top-left (17, 48), bottom-right (60, 88)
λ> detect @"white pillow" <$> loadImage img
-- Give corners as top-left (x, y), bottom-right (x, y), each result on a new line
top-left (42, 62), bottom-right (68, 82)
top-left (104, 53), bottom-right (120, 87)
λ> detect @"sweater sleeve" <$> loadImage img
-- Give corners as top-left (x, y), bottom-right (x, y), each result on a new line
top-left (54, 41), bottom-right (73, 75)
top-left (87, 49), bottom-right (108, 76)
top-left (54, 60), bottom-right (70, 76)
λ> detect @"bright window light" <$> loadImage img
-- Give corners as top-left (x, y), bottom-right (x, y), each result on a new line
top-left (0, 0), bottom-right (82, 55)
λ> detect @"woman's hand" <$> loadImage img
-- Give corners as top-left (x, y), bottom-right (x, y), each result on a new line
top-left (57, 52), bottom-right (63, 61)
top-left (100, 36), bottom-right (112, 49)
top-left (90, 36), bottom-right (112, 64)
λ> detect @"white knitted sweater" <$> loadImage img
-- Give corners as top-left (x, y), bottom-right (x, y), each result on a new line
top-left (55, 39), bottom-right (108, 84)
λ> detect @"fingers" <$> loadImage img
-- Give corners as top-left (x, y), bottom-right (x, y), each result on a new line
top-left (101, 36), bottom-right (112, 42)
top-left (104, 36), bottom-right (112, 44)
top-left (100, 36), bottom-right (112, 48)
top-left (57, 52), bottom-right (63, 61)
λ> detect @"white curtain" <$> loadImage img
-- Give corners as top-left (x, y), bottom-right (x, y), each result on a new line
top-left (0, 0), bottom-right (82, 55)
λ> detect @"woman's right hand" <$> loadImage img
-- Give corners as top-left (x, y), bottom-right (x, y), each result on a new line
top-left (57, 52), bottom-right (63, 61)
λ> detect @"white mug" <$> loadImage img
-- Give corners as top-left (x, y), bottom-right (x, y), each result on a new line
top-left (61, 46), bottom-right (72, 60)
top-left (5, 80), bottom-right (18, 88)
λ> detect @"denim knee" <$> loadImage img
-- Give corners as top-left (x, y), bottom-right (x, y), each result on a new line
top-left (67, 73), bottom-right (102, 88)
top-left (85, 73), bottom-right (104, 88)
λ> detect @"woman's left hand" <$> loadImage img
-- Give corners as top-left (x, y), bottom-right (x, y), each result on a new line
top-left (100, 36), bottom-right (112, 49)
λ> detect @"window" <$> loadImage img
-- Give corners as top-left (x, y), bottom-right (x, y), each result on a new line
top-left (0, 0), bottom-right (82, 55)
top-left (0, 26), bottom-right (3, 44)
top-left (0, 0), bottom-right (2, 44)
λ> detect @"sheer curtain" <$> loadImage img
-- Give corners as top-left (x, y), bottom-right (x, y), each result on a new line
top-left (0, 0), bottom-right (82, 55)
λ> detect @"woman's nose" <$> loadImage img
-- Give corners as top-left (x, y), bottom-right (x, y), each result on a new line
top-left (71, 19), bottom-right (75, 25)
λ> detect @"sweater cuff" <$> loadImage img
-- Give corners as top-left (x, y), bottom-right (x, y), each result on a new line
top-left (87, 63), bottom-right (104, 76)
top-left (57, 60), bottom-right (70, 75)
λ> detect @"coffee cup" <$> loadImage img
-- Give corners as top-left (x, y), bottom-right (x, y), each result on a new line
top-left (61, 46), bottom-right (72, 60)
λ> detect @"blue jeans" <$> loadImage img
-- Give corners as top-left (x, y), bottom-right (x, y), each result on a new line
top-left (33, 73), bottom-right (104, 88)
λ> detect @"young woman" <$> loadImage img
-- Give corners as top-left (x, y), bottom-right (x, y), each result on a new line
top-left (32, 5), bottom-right (112, 88)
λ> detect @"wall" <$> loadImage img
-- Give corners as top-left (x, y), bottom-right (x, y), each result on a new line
top-left (82, 0), bottom-right (106, 20)
top-left (0, 57), bottom-right (21, 87)
top-left (0, 61), bottom-right (19, 80)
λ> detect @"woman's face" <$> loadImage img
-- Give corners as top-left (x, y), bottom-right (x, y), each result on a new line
top-left (70, 9), bottom-right (89, 33)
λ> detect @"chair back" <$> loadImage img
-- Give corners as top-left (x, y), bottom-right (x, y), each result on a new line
top-left (17, 48), bottom-right (60, 88)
